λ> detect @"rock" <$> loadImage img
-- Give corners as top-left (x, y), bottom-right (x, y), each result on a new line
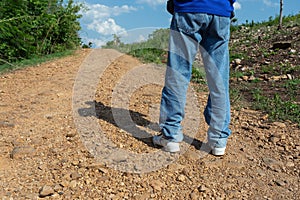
top-left (273, 122), bottom-right (286, 128)
top-left (0, 121), bottom-right (15, 128)
top-left (60, 180), bottom-right (69, 187)
top-left (274, 180), bottom-right (286, 186)
top-left (53, 184), bottom-right (63, 192)
top-left (272, 42), bottom-right (292, 50)
top-left (39, 185), bottom-right (54, 197)
top-left (70, 172), bottom-right (81, 180)
top-left (261, 114), bottom-right (269, 121)
top-left (10, 146), bottom-right (36, 159)
top-left (234, 58), bottom-right (242, 65)
top-left (249, 75), bottom-right (256, 81)
top-left (66, 132), bottom-right (77, 137)
top-left (277, 146), bottom-right (285, 151)
top-left (286, 161), bottom-right (295, 167)
top-left (241, 122), bottom-right (250, 130)
top-left (241, 66), bottom-right (249, 71)
top-left (242, 76), bottom-right (249, 81)
top-left (262, 157), bottom-right (278, 165)
top-left (176, 174), bottom-right (186, 182)
top-left (69, 180), bottom-right (77, 188)
top-left (262, 157), bottom-right (283, 172)
top-left (269, 136), bottom-right (280, 143)
top-left (198, 185), bottom-right (208, 192)
top-left (150, 180), bottom-right (163, 191)
top-left (230, 77), bottom-right (238, 82)
top-left (270, 75), bottom-right (281, 81)
top-left (264, 60), bottom-right (271, 65)
top-left (97, 176), bottom-right (109, 182)
top-left (44, 114), bottom-right (54, 119)
top-left (98, 166), bottom-right (109, 174)
top-left (167, 163), bottom-right (185, 172)
top-left (190, 190), bottom-right (200, 200)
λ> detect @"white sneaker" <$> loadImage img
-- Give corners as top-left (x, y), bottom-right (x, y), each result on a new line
top-left (210, 146), bottom-right (226, 156)
top-left (152, 134), bottom-right (180, 153)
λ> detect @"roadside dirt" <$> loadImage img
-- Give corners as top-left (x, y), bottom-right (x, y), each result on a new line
top-left (0, 49), bottom-right (299, 199)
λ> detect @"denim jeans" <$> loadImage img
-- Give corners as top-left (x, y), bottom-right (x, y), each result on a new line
top-left (159, 13), bottom-right (231, 148)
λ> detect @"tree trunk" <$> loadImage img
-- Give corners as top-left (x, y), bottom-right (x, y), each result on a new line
top-left (278, 0), bottom-right (283, 29)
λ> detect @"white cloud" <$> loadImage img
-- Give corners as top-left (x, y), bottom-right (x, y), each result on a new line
top-left (87, 18), bottom-right (127, 35)
top-left (136, 0), bottom-right (165, 6)
top-left (263, 0), bottom-right (279, 7)
top-left (137, 34), bottom-right (147, 42)
top-left (80, 3), bottom-right (137, 47)
top-left (234, 2), bottom-right (242, 10)
top-left (84, 4), bottom-right (137, 19)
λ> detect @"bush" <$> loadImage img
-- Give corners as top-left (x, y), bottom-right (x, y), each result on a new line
top-left (0, 0), bottom-right (82, 65)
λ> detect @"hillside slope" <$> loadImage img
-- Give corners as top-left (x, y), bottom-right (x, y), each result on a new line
top-left (229, 16), bottom-right (300, 124)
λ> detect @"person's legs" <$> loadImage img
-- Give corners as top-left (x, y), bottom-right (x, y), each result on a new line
top-left (158, 13), bottom-right (205, 143)
top-left (200, 15), bottom-right (231, 150)
top-left (154, 13), bottom-right (231, 154)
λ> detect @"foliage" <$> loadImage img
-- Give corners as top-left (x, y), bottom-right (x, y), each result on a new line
top-left (102, 29), bottom-right (169, 64)
top-left (0, 50), bottom-right (74, 74)
top-left (191, 66), bottom-right (206, 84)
top-left (128, 48), bottom-right (166, 64)
top-left (252, 89), bottom-right (300, 126)
top-left (0, 0), bottom-right (82, 66)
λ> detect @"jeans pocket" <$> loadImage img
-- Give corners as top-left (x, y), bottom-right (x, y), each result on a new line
top-left (175, 13), bottom-right (201, 34)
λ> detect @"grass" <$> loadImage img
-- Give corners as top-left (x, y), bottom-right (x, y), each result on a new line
top-left (229, 52), bottom-right (247, 62)
top-left (127, 48), bottom-right (166, 64)
top-left (282, 79), bottom-right (300, 97)
top-left (0, 50), bottom-right (75, 74)
top-left (191, 65), bottom-right (206, 84)
top-left (252, 89), bottom-right (300, 126)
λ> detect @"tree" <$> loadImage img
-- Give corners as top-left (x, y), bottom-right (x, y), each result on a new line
top-left (278, 0), bottom-right (283, 29)
top-left (0, 0), bottom-right (83, 65)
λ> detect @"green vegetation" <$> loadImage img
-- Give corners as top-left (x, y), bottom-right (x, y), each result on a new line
top-left (252, 89), bottom-right (299, 125)
top-left (192, 66), bottom-right (206, 85)
top-left (0, 50), bottom-right (74, 74)
top-left (129, 48), bottom-right (166, 64)
top-left (102, 29), bottom-right (169, 64)
top-left (0, 0), bottom-right (82, 72)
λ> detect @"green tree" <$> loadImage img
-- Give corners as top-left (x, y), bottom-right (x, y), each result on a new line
top-left (0, 0), bottom-right (82, 65)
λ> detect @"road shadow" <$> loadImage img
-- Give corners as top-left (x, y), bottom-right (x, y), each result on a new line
top-left (78, 101), bottom-right (204, 150)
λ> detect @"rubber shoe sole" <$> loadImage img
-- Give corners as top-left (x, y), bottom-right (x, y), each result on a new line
top-left (152, 135), bottom-right (180, 153)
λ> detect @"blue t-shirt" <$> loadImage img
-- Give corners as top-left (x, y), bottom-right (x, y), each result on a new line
top-left (174, 0), bottom-right (235, 17)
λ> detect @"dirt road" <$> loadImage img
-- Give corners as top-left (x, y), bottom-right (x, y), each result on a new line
top-left (0, 49), bottom-right (299, 199)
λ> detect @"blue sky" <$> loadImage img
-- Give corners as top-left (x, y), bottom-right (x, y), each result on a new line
top-left (78, 0), bottom-right (300, 47)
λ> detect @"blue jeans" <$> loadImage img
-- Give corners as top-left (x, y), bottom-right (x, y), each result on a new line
top-left (159, 13), bottom-right (231, 148)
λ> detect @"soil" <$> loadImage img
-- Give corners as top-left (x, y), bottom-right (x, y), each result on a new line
top-left (0, 49), bottom-right (299, 199)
